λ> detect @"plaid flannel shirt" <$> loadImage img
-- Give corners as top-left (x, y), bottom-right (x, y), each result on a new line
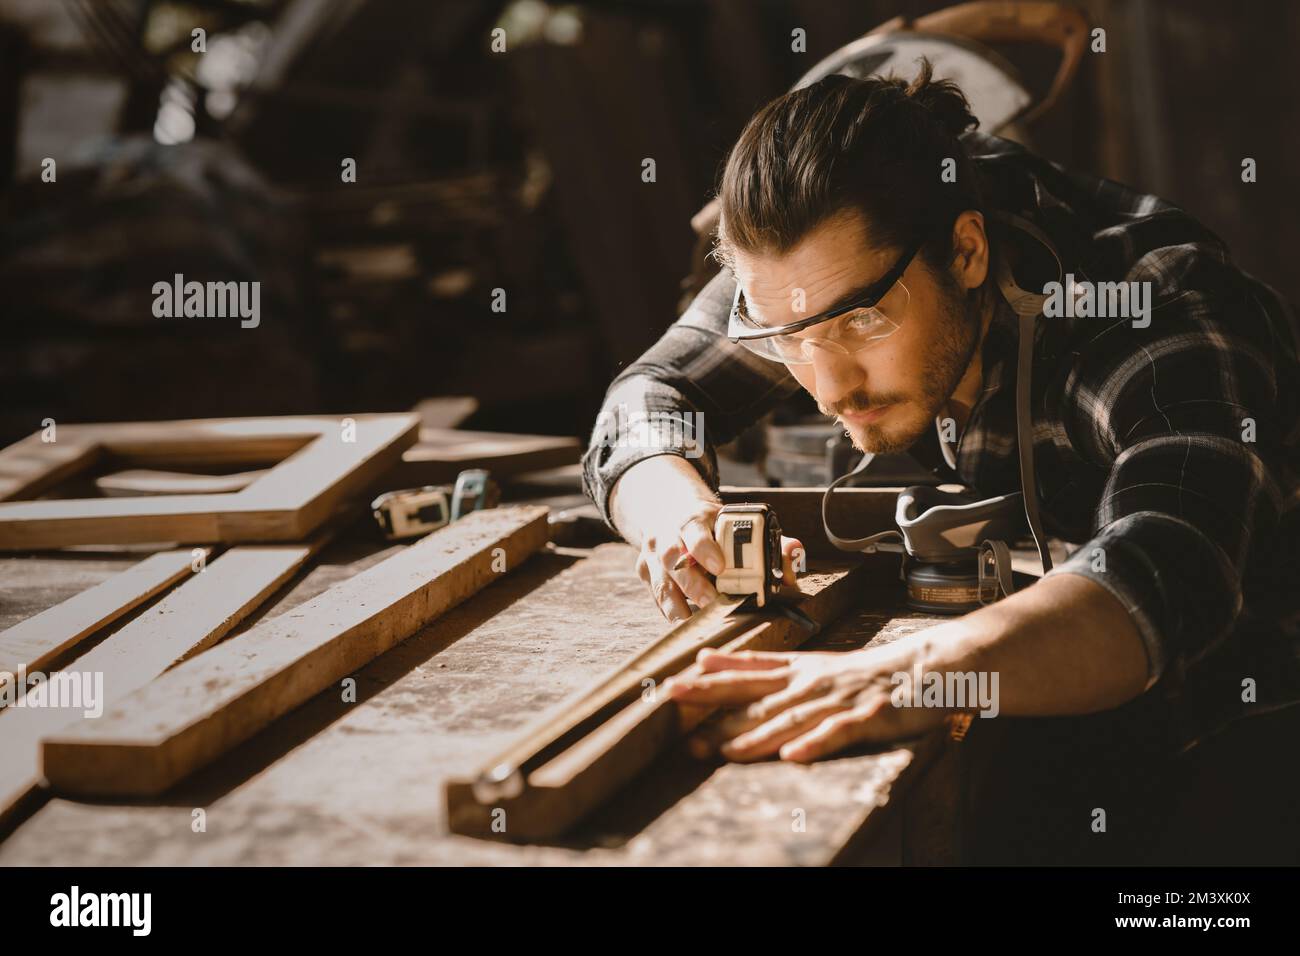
top-left (582, 132), bottom-right (1300, 751)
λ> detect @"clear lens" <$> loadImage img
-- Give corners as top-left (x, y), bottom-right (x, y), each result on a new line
top-left (737, 282), bottom-right (909, 365)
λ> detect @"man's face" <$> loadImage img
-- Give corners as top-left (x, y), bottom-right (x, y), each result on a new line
top-left (731, 209), bottom-right (986, 454)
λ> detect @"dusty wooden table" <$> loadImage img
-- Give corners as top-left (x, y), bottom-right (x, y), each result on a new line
top-left (0, 524), bottom-right (975, 866)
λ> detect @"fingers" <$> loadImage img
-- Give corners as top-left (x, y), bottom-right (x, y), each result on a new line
top-left (636, 506), bottom-right (725, 621)
top-left (670, 563), bottom-right (718, 609)
top-left (780, 536), bottom-right (805, 586)
top-left (665, 667), bottom-right (792, 705)
top-left (721, 698), bottom-right (853, 762)
top-left (636, 551), bottom-right (692, 623)
top-left (687, 679), bottom-right (827, 757)
top-left (679, 514), bottom-right (725, 576)
top-left (779, 705), bottom-right (879, 763)
top-left (717, 677), bottom-right (824, 731)
top-left (695, 648), bottom-right (793, 672)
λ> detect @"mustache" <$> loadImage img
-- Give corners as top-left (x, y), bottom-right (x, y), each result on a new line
top-left (820, 390), bottom-right (905, 418)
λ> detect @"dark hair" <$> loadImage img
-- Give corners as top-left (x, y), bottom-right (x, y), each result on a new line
top-left (715, 60), bottom-right (981, 277)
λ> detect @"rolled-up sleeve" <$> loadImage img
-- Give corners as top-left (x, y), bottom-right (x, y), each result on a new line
top-left (1045, 291), bottom-right (1288, 688)
top-left (581, 269), bottom-right (800, 530)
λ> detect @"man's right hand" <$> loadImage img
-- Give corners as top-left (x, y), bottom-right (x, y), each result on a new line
top-left (609, 455), bottom-right (802, 623)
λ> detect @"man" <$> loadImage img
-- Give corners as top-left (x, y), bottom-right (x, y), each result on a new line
top-left (581, 66), bottom-right (1300, 765)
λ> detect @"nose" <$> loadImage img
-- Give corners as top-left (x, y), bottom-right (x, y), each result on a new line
top-left (805, 340), bottom-right (865, 408)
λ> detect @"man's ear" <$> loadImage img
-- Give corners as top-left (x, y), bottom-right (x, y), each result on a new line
top-left (949, 210), bottom-right (989, 291)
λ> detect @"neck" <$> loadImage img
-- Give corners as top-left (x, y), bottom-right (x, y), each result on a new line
top-left (943, 293), bottom-right (996, 435)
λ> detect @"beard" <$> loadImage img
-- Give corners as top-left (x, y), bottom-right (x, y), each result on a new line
top-left (818, 281), bottom-right (981, 455)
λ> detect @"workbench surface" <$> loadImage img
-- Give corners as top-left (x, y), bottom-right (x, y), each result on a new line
top-left (0, 535), bottom-right (952, 866)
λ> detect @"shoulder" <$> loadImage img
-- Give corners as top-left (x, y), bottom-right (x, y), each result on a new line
top-left (965, 132), bottom-right (1236, 290)
top-left (1050, 286), bottom-right (1294, 463)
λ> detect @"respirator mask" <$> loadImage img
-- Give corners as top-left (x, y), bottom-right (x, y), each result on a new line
top-left (820, 211), bottom-right (1064, 613)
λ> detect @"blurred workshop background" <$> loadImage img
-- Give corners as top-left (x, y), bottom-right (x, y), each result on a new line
top-left (1, 0), bottom-right (1297, 450)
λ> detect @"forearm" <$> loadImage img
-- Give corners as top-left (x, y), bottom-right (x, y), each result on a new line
top-left (581, 270), bottom-right (799, 531)
top-left (911, 572), bottom-right (1150, 716)
top-left (582, 373), bottom-right (720, 530)
top-left (608, 453), bottom-right (719, 548)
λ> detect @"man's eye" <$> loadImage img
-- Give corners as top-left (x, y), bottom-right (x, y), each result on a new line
top-left (738, 301), bottom-right (774, 329)
top-left (841, 309), bottom-right (883, 333)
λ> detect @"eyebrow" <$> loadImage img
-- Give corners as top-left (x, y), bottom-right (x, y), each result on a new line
top-left (738, 277), bottom-right (886, 326)
top-left (819, 280), bottom-right (890, 314)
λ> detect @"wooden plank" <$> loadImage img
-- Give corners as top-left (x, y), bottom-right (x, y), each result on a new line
top-left (0, 536), bottom-right (327, 832)
top-left (602, 731), bottom-right (949, 866)
top-left (445, 555), bottom-right (892, 840)
top-left (0, 544), bottom-right (950, 865)
top-left (0, 414), bottom-right (419, 549)
top-left (0, 551), bottom-right (156, 632)
top-left (460, 595), bottom-right (754, 791)
top-left (412, 396), bottom-right (478, 428)
top-left (0, 438), bottom-right (102, 502)
top-left (41, 505), bottom-right (551, 797)
top-left (0, 548), bottom-right (204, 686)
top-left (590, 593), bottom-right (961, 866)
top-left (387, 428), bottom-right (580, 488)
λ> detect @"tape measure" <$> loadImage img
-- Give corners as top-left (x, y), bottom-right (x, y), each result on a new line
top-left (712, 503), bottom-right (784, 608)
top-left (371, 469), bottom-right (499, 541)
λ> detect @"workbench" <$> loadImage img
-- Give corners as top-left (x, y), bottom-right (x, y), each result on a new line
top-left (1, 487), bottom-right (1273, 866)
top-left (0, 502), bottom-right (976, 865)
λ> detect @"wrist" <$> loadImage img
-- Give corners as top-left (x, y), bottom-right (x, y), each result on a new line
top-left (609, 453), bottom-right (719, 544)
top-left (869, 623), bottom-right (991, 717)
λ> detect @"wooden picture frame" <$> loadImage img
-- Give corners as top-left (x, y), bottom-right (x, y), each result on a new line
top-left (0, 415), bottom-right (419, 550)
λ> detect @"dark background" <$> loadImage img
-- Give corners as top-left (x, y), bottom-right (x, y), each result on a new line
top-left (1, 0), bottom-right (1296, 447)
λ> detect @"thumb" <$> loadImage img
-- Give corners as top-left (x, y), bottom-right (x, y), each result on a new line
top-left (780, 536), bottom-right (805, 586)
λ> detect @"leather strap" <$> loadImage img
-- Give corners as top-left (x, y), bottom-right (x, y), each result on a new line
top-left (1015, 308), bottom-right (1053, 574)
top-left (820, 451), bottom-right (907, 553)
top-left (820, 211), bottom-right (1060, 581)
top-left (978, 538), bottom-right (1016, 604)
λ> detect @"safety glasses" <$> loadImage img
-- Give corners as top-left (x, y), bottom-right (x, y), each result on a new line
top-left (726, 235), bottom-right (923, 365)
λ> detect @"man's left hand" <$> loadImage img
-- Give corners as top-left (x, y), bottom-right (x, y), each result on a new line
top-left (664, 641), bottom-right (959, 763)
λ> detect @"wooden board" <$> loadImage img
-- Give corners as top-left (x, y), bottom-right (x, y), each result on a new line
top-left (0, 414), bottom-right (419, 549)
top-left (386, 428), bottom-right (580, 488)
top-left (0, 441), bottom-right (104, 503)
top-left (41, 505), bottom-right (551, 797)
top-left (446, 555), bottom-right (891, 840)
top-left (0, 548), bottom-right (203, 684)
top-left (0, 551), bottom-right (162, 632)
top-left (0, 543), bottom-right (953, 865)
top-left (412, 396), bottom-right (478, 429)
top-left (0, 537), bottom-right (326, 832)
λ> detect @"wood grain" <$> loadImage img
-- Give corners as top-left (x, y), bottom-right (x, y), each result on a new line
top-left (0, 414), bottom-right (418, 549)
top-left (0, 537), bottom-right (325, 831)
top-left (0, 548), bottom-right (205, 684)
top-left (41, 505), bottom-right (551, 797)
top-left (445, 556), bottom-right (895, 840)
top-left (0, 439), bottom-right (102, 502)
top-left (0, 544), bottom-right (951, 865)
